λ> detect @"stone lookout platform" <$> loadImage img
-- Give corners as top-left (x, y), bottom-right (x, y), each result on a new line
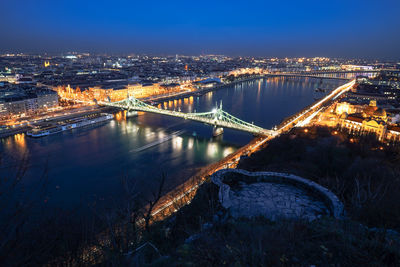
top-left (211, 169), bottom-right (344, 221)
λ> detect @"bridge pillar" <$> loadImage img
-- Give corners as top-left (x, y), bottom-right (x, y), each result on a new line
top-left (213, 126), bottom-right (224, 137)
top-left (126, 110), bottom-right (138, 117)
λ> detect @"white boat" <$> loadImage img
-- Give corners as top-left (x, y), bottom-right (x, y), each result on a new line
top-left (27, 125), bottom-right (63, 137)
top-left (27, 113), bottom-right (113, 138)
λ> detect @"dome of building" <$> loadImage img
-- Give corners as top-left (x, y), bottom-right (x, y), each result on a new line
top-left (373, 108), bottom-right (387, 118)
top-left (363, 105), bottom-right (378, 117)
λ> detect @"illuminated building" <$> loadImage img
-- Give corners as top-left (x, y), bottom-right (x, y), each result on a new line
top-left (338, 100), bottom-right (400, 141)
top-left (335, 101), bottom-right (363, 115)
top-left (193, 78), bottom-right (222, 89)
top-left (54, 83), bottom-right (184, 102)
top-left (386, 125), bottom-right (400, 142)
top-left (0, 88), bottom-right (58, 118)
top-left (340, 65), bottom-right (374, 71)
top-left (228, 67), bottom-right (266, 76)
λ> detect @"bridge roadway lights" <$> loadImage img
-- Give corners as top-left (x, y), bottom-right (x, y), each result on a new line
top-left (213, 126), bottom-right (224, 137)
top-left (106, 96), bottom-right (269, 135)
top-left (126, 110), bottom-right (138, 117)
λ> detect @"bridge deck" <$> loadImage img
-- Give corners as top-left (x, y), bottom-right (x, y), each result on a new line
top-left (101, 99), bottom-right (272, 136)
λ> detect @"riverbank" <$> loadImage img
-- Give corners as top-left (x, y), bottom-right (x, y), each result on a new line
top-left (144, 75), bottom-right (266, 104)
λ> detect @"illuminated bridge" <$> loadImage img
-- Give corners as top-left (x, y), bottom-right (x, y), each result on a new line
top-left (99, 96), bottom-right (273, 136)
top-left (267, 70), bottom-right (387, 80)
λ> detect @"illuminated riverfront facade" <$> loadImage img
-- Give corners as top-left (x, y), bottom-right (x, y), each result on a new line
top-left (340, 65), bottom-right (374, 71)
top-left (335, 100), bottom-right (400, 141)
top-left (55, 83), bottom-right (186, 102)
top-left (228, 67), bottom-right (267, 76)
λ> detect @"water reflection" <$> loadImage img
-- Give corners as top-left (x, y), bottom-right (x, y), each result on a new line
top-left (223, 147), bottom-right (235, 157)
top-left (187, 138), bottom-right (194, 150)
top-left (114, 110), bottom-right (126, 121)
top-left (14, 133), bottom-right (26, 150)
top-left (0, 77), bottom-right (345, 212)
top-left (207, 142), bottom-right (218, 158)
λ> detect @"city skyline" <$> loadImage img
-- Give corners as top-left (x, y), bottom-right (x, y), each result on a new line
top-left (2, 1), bottom-right (400, 265)
top-left (1, 0), bottom-right (400, 59)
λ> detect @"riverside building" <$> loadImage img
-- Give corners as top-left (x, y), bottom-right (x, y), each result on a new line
top-left (336, 100), bottom-right (400, 142)
top-left (0, 86), bottom-right (58, 118)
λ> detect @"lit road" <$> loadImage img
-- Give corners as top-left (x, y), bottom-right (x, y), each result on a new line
top-left (277, 79), bottom-right (355, 131)
top-left (149, 80), bottom-right (356, 220)
top-left (250, 79), bottom-right (355, 151)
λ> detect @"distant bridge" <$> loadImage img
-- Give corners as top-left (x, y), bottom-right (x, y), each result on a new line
top-left (281, 70), bottom-right (384, 75)
top-left (99, 96), bottom-right (273, 136)
top-left (267, 74), bottom-right (352, 80)
top-left (266, 70), bottom-right (388, 80)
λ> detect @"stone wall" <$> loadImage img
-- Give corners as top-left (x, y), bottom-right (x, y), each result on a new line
top-left (211, 169), bottom-right (345, 219)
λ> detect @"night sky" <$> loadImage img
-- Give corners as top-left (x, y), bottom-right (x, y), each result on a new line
top-left (1, 0), bottom-right (399, 58)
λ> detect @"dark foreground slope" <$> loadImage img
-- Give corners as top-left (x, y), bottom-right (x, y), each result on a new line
top-left (131, 126), bottom-right (400, 266)
top-left (141, 182), bottom-right (400, 266)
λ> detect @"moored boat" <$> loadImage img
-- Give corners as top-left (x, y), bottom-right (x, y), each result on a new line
top-left (26, 113), bottom-right (113, 138)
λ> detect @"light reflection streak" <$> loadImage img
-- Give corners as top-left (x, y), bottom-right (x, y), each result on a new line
top-left (14, 133), bottom-right (26, 150)
top-left (207, 142), bottom-right (218, 158)
top-left (223, 147), bottom-right (234, 157)
top-left (187, 138), bottom-right (194, 150)
top-left (158, 131), bottom-right (165, 139)
top-left (126, 121), bottom-right (139, 133)
top-left (144, 128), bottom-right (155, 142)
top-left (172, 136), bottom-right (183, 151)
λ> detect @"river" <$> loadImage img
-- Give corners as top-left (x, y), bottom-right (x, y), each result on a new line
top-left (0, 77), bottom-right (345, 216)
